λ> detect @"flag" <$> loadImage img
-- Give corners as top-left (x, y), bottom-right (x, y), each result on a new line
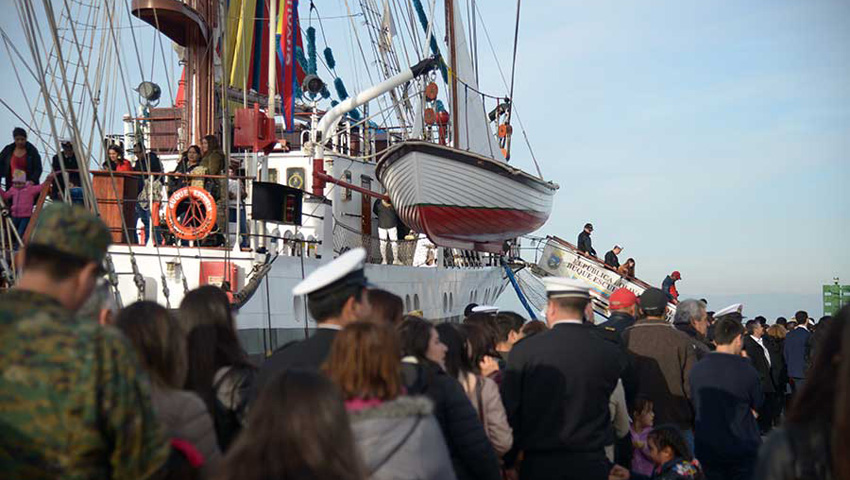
top-left (278, 0), bottom-right (306, 131)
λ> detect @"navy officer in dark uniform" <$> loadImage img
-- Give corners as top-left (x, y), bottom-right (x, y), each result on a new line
top-left (251, 247), bottom-right (373, 398)
top-left (501, 277), bottom-right (626, 480)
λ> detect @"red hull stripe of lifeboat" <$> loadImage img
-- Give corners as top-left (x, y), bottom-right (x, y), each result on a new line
top-left (412, 204), bottom-right (548, 242)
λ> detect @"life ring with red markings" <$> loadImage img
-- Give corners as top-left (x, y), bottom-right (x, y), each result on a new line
top-left (165, 187), bottom-right (217, 240)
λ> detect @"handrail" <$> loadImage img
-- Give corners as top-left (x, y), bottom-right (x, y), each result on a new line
top-left (88, 169), bottom-right (256, 181)
top-left (548, 236), bottom-right (654, 290)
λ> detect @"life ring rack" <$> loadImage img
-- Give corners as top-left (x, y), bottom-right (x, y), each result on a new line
top-left (165, 186), bottom-right (217, 241)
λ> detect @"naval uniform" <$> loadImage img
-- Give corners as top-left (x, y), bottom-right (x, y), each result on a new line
top-left (595, 311), bottom-right (636, 347)
top-left (251, 248), bottom-right (371, 402)
top-left (502, 319), bottom-right (627, 480)
top-left (252, 325), bottom-right (341, 399)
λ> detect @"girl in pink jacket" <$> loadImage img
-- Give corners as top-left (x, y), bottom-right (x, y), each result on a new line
top-left (2, 169), bottom-right (47, 238)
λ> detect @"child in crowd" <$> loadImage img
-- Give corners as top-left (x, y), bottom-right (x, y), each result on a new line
top-left (1, 170), bottom-right (46, 238)
top-left (645, 426), bottom-right (704, 479)
top-left (630, 397), bottom-right (655, 477)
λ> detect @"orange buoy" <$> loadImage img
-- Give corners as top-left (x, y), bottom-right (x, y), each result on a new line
top-left (424, 108), bottom-right (437, 125)
top-left (425, 82), bottom-right (439, 101)
top-left (165, 187), bottom-right (217, 241)
top-left (498, 123), bottom-right (513, 138)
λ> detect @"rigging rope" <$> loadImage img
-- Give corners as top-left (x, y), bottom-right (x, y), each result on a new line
top-left (507, 0), bottom-right (521, 108)
top-left (472, 0), bottom-right (542, 178)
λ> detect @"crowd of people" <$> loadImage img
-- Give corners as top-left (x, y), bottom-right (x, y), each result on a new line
top-left (0, 127), bottom-right (245, 248)
top-left (1, 203), bottom-right (847, 480)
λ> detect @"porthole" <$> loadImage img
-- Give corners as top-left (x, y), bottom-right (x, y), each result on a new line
top-left (443, 293), bottom-right (448, 314)
top-left (414, 294), bottom-right (420, 311)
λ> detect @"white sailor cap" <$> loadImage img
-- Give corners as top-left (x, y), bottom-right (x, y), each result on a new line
top-left (542, 277), bottom-right (591, 300)
top-left (293, 247), bottom-right (370, 297)
top-left (714, 303), bottom-right (744, 318)
top-left (471, 305), bottom-right (499, 314)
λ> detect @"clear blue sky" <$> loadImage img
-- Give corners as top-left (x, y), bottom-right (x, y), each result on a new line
top-left (480, 1), bottom-right (850, 319)
top-left (1, 1), bottom-right (848, 318)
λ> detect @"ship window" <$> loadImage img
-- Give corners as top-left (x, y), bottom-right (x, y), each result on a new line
top-left (268, 168), bottom-right (279, 184)
top-left (443, 293), bottom-right (448, 314)
top-left (484, 288), bottom-right (490, 304)
top-left (414, 294), bottom-right (420, 311)
top-left (342, 170), bottom-right (352, 201)
top-left (405, 295), bottom-right (411, 312)
top-left (469, 291), bottom-right (474, 303)
top-left (449, 292), bottom-right (454, 313)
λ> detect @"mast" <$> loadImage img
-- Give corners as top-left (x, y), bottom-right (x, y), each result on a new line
top-left (445, 0), bottom-right (459, 147)
top-left (268, 0), bottom-right (277, 118)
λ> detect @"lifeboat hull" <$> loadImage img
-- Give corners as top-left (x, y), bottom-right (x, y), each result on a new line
top-left (376, 141), bottom-right (558, 252)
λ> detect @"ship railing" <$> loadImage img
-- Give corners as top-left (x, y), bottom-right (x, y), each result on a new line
top-left (49, 169), bottom-right (260, 249)
top-left (332, 219), bottom-right (426, 266)
top-left (441, 248), bottom-right (501, 269)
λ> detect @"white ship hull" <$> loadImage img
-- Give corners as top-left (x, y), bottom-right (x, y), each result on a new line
top-left (107, 243), bottom-right (507, 354)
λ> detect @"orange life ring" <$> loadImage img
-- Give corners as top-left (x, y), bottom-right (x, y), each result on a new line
top-left (165, 187), bottom-right (217, 240)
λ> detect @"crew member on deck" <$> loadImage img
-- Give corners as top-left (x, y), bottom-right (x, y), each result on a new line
top-left (662, 271), bottom-right (682, 304)
top-left (604, 245), bottom-right (622, 270)
top-left (501, 277), bottom-right (626, 480)
top-left (251, 248), bottom-right (373, 400)
top-left (373, 198), bottom-right (401, 265)
top-left (577, 223), bottom-right (597, 257)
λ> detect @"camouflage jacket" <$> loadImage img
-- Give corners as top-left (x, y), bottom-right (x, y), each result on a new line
top-left (0, 289), bottom-right (170, 480)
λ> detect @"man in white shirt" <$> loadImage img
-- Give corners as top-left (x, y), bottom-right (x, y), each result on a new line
top-left (743, 319), bottom-right (777, 434)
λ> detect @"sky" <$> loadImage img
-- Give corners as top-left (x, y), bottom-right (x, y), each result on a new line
top-left (1, 1), bottom-right (848, 319)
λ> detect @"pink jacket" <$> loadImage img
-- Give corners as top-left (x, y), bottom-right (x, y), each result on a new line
top-left (2, 182), bottom-right (45, 218)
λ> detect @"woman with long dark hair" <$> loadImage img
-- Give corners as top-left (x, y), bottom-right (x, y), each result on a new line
top-left (103, 144), bottom-right (132, 172)
top-left (755, 304), bottom-right (850, 480)
top-left (200, 135), bottom-right (226, 245)
top-left (116, 302), bottom-right (221, 469)
top-left (764, 324), bottom-right (789, 429)
top-left (214, 369), bottom-right (365, 480)
top-left (325, 321), bottom-right (456, 480)
top-left (200, 135), bottom-right (223, 175)
top-left (0, 127), bottom-right (41, 188)
top-left (168, 145), bottom-right (204, 194)
top-left (398, 316), bottom-right (500, 480)
top-left (618, 258), bottom-right (636, 278)
top-left (438, 323), bottom-right (513, 457)
top-left (179, 285), bottom-right (255, 451)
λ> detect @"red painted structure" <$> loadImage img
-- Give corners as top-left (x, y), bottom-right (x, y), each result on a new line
top-left (233, 103), bottom-right (277, 153)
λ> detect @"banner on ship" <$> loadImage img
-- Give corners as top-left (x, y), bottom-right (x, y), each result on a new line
top-left (537, 237), bottom-right (676, 319)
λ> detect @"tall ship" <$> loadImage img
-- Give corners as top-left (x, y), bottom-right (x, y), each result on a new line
top-left (0, 0), bottom-right (558, 354)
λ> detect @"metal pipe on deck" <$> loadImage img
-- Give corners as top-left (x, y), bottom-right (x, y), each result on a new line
top-left (312, 56), bottom-right (441, 197)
